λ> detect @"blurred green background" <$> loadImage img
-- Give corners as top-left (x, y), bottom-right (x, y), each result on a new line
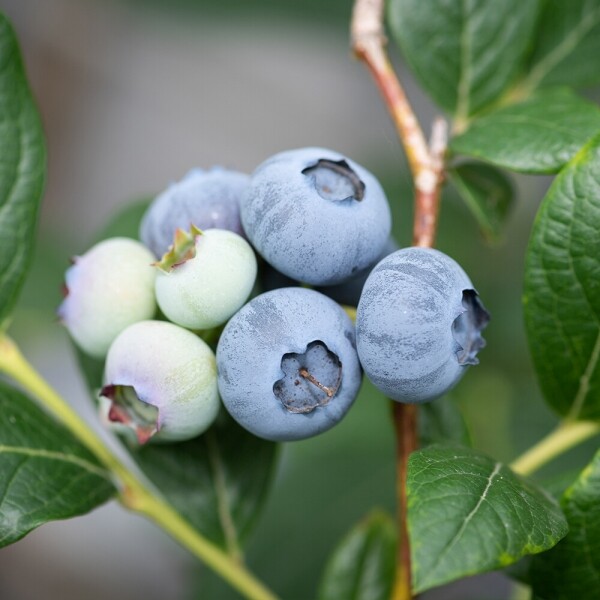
top-left (2, 1), bottom-right (597, 599)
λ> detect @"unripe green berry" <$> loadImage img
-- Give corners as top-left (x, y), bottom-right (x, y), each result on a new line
top-left (58, 237), bottom-right (156, 358)
top-left (100, 320), bottom-right (219, 443)
top-left (155, 228), bottom-right (257, 330)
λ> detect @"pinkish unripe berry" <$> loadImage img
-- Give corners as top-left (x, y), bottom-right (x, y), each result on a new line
top-left (58, 237), bottom-right (156, 358)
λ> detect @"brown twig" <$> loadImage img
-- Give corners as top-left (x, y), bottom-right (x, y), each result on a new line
top-left (392, 402), bottom-right (418, 600)
top-left (351, 0), bottom-right (447, 248)
top-left (351, 2), bottom-right (448, 599)
top-left (412, 117), bottom-right (448, 247)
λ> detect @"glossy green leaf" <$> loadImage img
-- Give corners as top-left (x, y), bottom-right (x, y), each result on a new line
top-left (525, 0), bottom-right (600, 91)
top-left (419, 396), bottom-right (471, 447)
top-left (0, 13), bottom-right (46, 329)
top-left (447, 162), bottom-right (514, 242)
top-left (387, 0), bottom-right (540, 118)
top-left (0, 380), bottom-right (114, 546)
top-left (451, 89), bottom-right (600, 174)
top-left (530, 450), bottom-right (600, 599)
top-left (318, 510), bottom-right (396, 600)
top-left (408, 445), bottom-right (568, 593)
top-left (524, 134), bottom-right (600, 419)
top-left (130, 412), bottom-right (278, 554)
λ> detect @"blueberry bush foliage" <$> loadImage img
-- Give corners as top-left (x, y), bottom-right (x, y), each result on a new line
top-left (1, 1), bottom-right (600, 599)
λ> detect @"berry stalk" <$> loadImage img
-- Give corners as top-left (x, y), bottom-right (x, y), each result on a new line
top-left (392, 401), bottom-right (417, 600)
top-left (351, 2), bottom-right (448, 598)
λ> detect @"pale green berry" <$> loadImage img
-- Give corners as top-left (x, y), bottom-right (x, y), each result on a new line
top-left (58, 237), bottom-right (156, 358)
top-left (155, 228), bottom-right (257, 330)
top-left (100, 320), bottom-right (219, 443)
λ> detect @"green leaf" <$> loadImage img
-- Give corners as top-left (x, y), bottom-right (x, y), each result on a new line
top-left (419, 396), bottom-right (471, 447)
top-left (408, 445), bottom-right (568, 593)
top-left (318, 510), bottom-right (396, 600)
top-left (130, 412), bottom-right (278, 554)
top-left (524, 0), bottom-right (600, 91)
top-left (451, 89), bottom-right (600, 174)
top-left (447, 162), bottom-right (514, 242)
top-left (387, 0), bottom-right (540, 118)
top-left (0, 380), bottom-right (114, 546)
top-left (0, 13), bottom-right (46, 329)
top-left (530, 450), bottom-right (600, 599)
top-left (524, 133), bottom-right (600, 419)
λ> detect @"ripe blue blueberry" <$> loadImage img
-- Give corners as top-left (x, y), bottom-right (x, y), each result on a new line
top-left (154, 227), bottom-right (257, 330)
top-left (100, 320), bottom-right (219, 444)
top-left (58, 237), bottom-right (156, 358)
top-left (140, 167), bottom-right (249, 258)
top-left (241, 147), bottom-right (392, 285)
top-left (217, 287), bottom-right (362, 441)
top-left (356, 247), bottom-right (489, 403)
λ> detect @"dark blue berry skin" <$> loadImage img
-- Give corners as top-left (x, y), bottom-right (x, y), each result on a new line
top-left (217, 288), bottom-right (362, 441)
top-left (259, 262), bottom-right (298, 293)
top-left (356, 248), bottom-right (489, 404)
top-left (317, 237), bottom-right (399, 306)
top-left (241, 148), bottom-right (392, 286)
top-left (140, 167), bottom-right (249, 258)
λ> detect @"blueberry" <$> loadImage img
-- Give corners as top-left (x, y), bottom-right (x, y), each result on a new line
top-left (100, 320), bottom-right (219, 443)
top-left (318, 236), bottom-right (399, 306)
top-left (154, 227), bottom-right (257, 330)
top-left (356, 248), bottom-right (489, 403)
top-left (241, 148), bottom-right (392, 285)
top-left (140, 167), bottom-right (249, 258)
top-left (58, 237), bottom-right (156, 358)
top-left (217, 287), bottom-right (362, 441)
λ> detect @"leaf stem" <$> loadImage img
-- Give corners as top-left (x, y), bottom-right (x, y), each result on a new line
top-left (0, 335), bottom-right (278, 600)
top-left (510, 420), bottom-right (600, 477)
top-left (0, 336), bottom-right (121, 472)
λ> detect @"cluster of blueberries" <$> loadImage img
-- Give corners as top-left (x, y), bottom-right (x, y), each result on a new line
top-left (59, 147), bottom-right (489, 444)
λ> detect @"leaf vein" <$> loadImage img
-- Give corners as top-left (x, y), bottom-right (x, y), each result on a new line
top-left (0, 445), bottom-right (110, 480)
top-left (421, 461), bottom-right (502, 584)
top-left (526, 2), bottom-right (600, 90)
top-left (205, 431), bottom-right (242, 559)
top-left (455, 0), bottom-right (472, 121)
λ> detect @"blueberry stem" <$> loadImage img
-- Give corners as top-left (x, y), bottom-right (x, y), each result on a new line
top-left (352, 2), bottom-right (450, 598)
top-left (391, 402), bottom-right (418, 600)
top-left (299, 367), bottom-right (337, 398)
top-left (350, 0), bottom-right (448, 249)
top-left (0, 335), bottom-right (278, 600)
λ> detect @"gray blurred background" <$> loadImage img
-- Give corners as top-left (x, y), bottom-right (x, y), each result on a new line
top-left (1, 0), bottom-right (592, 599)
